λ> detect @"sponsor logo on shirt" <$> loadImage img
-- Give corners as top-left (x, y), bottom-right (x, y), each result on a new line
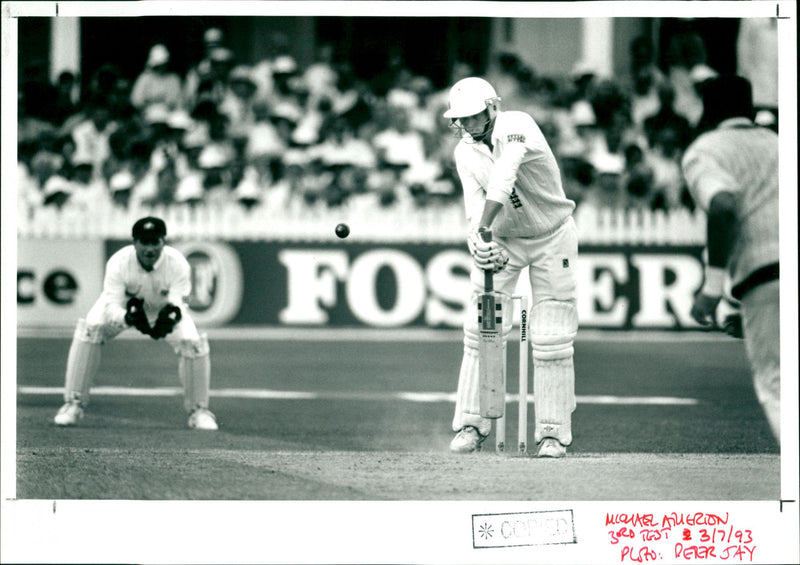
top-left (507, 133), bottom-right (526, 143)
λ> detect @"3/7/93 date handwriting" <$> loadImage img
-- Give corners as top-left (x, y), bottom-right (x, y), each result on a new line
top-left (606, 511), bottom-right (756, 562)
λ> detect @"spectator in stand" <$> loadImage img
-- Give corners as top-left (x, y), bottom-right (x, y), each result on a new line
top-left (67, 154), bottom-right (112, 213)
top-left (485, 52), bottom-right (524, 105)
top-left (108, 76), bottom-right (137, 121)
top-left (19, 59), bottom-right (59, 124)
top-left (579, 152), bottom-right (625, 211)
top-left (250, 32), bottom-right (296, 106)
top-left (131, 44), bottom-right (183, 113)
top-left (630, 35), bottom-right (668, 88)
top-left (108, 169), bottom-right (136, 208)
top-left (84, 63), bottom-right (122, 109)
top-left (372, 104), bottom-right (433, 204)
top-left (41, 173), bottom-right (74, 209)
top-left (312, 116), bottom-right (377, 171)
top-left (70, 100), bottom-right (117, 183)
top-left (372, 105), bottom-right (427, 171)
top-left (329, 62), bottom-right (373, 133)
top-left (628, 36), bottom-right (668, 132)
top-left (218, 65), bottom-right (259, 141)
top-left (404, 75), bottom-right (439, 141)
top-left (737, 18), bottom-right (778, 132)
top-left (184, 27), bottom-right (226, 109)
top-left (192, 47), bottom-right (236, 111)
top-left (303, 43), bottom-right (339, 109)
top-left (127, 137), bottom-right (161, 208)
top-left (666, 31), bottom-right (717, 127)
top-left (53, 71), bottom-right (80, 125)
top-left (620, 143), bottom-right (656, 210)
top-left (371, 45), bottom-right (413, 97)
top-left (642, 82), bottom-right (693, 152)
top-left (19, 149), bottom-right (62, 215)
top-left (646, 128), bottom-right (686, 210)
top-left (244, 100), bottom-right (287, 184)
top-left (292, 95), bottom-right (333, 147)
top-left (311, 116), bottom-right (377, 207)
top-left (197, 143), bottom-right (236, 206)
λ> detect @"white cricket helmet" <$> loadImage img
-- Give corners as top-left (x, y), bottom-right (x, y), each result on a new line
top-left (443, 77), bottom-right (500, 119)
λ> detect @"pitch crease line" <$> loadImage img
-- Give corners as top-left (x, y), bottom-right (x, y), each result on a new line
top-left (16, 386), bottom-right (700, 405)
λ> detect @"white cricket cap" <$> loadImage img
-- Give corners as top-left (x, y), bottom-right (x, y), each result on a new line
top-left (204, 27), bottom-right (223, 45)
top-left (273, 55), bottom-right (298, 74)
top-left (144, 103), bottom-right (170, 124)
top-left (183, 123), bottom-right (211, 148)
top-left (43, 175), bottom-right (74, 196)
top-left (198, 144), bottom-right (231, 168)
top-left (442, 77), bottom-right (498, 119)
top-left (571, 100), bottom-right (597, 126)
top-left (174, 173), bottom-right (205, 202)
top-left (690, 64), bottom-right (718, 84)
top-left (167, 109), bottom-right (194, 130)
top-left (590, 151), bottom-right (624, 175)
top-left (147, 44), bottom-right (170, 68)
top-left (109, 170), bottom-right (135, 192)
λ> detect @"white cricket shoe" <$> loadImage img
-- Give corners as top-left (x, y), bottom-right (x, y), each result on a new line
top-left (536, 438), bottom-right (567, 458)
top-left (188, 408), bottom-right (218, 431)
top-left (449, 426), bottom-right (486, 453)
top-left (54, 401), bottom-right (83, 426)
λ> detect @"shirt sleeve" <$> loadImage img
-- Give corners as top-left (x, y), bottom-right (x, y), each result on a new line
top-left (100, 253), bottom-right (128, 325)
top-left (485, 112), bottom-right (540, 202)
top-left (681, 142), bottom-right (739, 211)
top-left (167, 251), bottom-right (192, 307)
top-left (454, 145), bottom-right (487, 230)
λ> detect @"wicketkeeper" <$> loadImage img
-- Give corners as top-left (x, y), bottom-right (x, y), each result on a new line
top-left (444, 77), bottom-right (579, 457)
top-left (53, 216), bottom-right (218, 430)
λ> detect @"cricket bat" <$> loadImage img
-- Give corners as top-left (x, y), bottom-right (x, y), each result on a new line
top-left (477, 229), bottom-right (505, 419)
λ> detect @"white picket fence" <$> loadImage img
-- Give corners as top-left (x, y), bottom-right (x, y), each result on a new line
top-left (15, 201), bottom-right (706, 245)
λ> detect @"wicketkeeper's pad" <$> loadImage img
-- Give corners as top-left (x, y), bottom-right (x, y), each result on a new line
top-left (178, 333), bottom-right (211, 412)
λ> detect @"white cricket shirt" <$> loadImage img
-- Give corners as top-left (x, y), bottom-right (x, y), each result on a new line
top-left (453, 110), bottom-right (575, 237)
top-left (100, 245), bottom-right (192, 323)
top-left (681, 118), bottom-right (779, 290)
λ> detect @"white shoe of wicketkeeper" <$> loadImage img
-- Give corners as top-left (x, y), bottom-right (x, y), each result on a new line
top-left (536, 438), bottom-right (567, 458)
top-left (188, 408), bottom-right (218, 431)
top-left (449, 426), bottom-right (487, 453)
top-left (54, 401), bottom-right (84, 426)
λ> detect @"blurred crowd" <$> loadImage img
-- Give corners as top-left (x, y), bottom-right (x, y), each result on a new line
top-left (17, 25), bottom-right (778, 222)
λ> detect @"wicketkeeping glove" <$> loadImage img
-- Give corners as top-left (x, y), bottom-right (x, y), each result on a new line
top-left (468, 229), bottom-right (509, 273)
top-left (124, 297), bottom-right (151, 335)
top-left (149, 304), bottom-right (182, 340)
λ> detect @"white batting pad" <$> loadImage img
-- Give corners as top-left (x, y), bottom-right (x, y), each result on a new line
top-left (531, 300), bottom-right (577, 445)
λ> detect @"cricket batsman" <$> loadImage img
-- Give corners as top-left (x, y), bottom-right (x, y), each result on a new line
top-left (53, 216), bottom-right (219, 430)
top-left (682, 76), bottom-right (780, 444)
top-left (443, 77), bottom-right (579, 457)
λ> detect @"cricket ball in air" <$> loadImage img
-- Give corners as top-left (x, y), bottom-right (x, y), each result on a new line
top-left (335, 223), bottom-right (350, 239)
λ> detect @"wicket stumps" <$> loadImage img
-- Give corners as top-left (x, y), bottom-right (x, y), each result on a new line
top-left (495, 295), bottom-right (529, 453)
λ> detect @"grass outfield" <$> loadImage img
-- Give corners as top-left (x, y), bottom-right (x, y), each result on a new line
top-left (13, 330), bottom-right (780, 500)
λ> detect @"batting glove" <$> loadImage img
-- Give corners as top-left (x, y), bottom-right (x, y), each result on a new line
top-left (124, 297), bottom-right (152, 335)
top-left (722, 313), bottom-right (744, 339)
top-left (149, 304), bottom-right (182, 340)
top-left (468, 229), bottom-right (508, 273)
